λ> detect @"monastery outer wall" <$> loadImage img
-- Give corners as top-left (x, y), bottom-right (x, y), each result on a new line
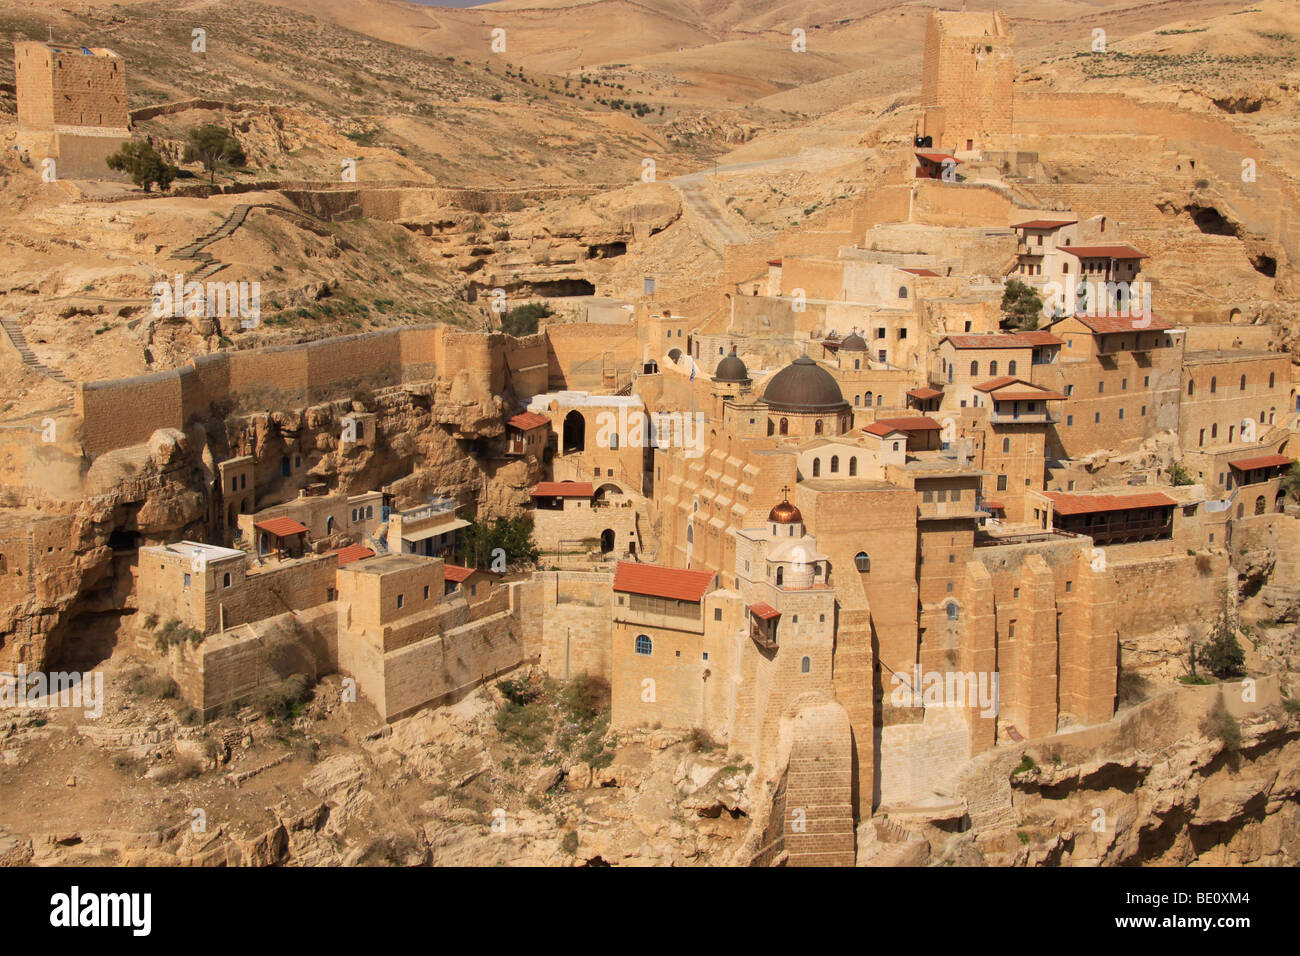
top-left (1108, 550), bottom-right (1229, 636)
top-left (543, 320), bottom-right (640, 390)
top-left (73, 326), bottom-right (541, 458)
top-left (536, 571), bottom-right (614, 681)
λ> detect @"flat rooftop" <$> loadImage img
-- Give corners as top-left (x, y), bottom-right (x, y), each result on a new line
top-left (346, 553), bottom-right (439, 575)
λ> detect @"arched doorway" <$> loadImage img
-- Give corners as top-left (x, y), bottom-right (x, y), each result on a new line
top-left (1255, 495), bottom-right (1266, 515)
top-left (600, 529), bottom-right (615, 554)
top-left (563, 410), bottom-right (585, 454)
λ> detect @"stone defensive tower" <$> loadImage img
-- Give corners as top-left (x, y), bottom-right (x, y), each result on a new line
top-left (14, 40), bottom-right (129, 179)
top-left (919, 9), bottom-right (1014, 155)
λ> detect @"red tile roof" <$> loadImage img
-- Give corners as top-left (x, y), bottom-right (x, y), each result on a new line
top-left (983, 501), bottom-right (1006, 511)
top-left (1059, 244), bottom-right (1147, 260)
top-left (1229, 454), bottom-right (1294, 471)
top-left (768, 259), bottom-right (783, 266)
top-left (974, 375), bottom-right (1019, 391)
top-left (442, 563), bottom-right (476, 583)
top-left (900, 267), bottom-right (940, 277)
top-left (508, 411), bottom-right (551, 431)
top-left (977, 378), bottom-right (1067, 401)
top-left (330, 544), bottom-right (375, 567)
top-left (943, 332), bottom-right (1063, 349)
top-left (916, 152), bottom-right (959, 164)
top-left (862, 422), bottom-right (906, 437)
top-left (907, 387), bottom-right (943, 400)
top-left (530, 481), bottom-right (594, 498)
top-left (1064, 314), bottom-right (1173, 334)
top-left (613, 562), bottom-right (715, 603)
top-left (1012, 218), bottom-right (1077, 230)
top-left (1045, 491), bottom-right (1177, 516)
top-left (993, 390), bottom-right (1067, 402)
top-left (254, 517), bottom-right (310, 538)
top-left (875, 416), bottom-right (943, 432)
top-left (750, 602), bottom-right (781, 620)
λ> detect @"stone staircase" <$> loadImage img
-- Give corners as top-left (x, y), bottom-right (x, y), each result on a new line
top-left (0, 315), bottom-right (73, 388)
top-left (171, 203), bottom-right (257, 280)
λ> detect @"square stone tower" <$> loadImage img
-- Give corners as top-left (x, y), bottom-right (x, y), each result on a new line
top-left (919, 9), bottom-right (1014, 155)
top-left (14, 41), bottom-right (129, 179)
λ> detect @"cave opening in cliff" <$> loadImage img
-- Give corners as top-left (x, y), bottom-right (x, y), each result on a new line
top-left (1250, 253), bottom-right (1278, 278)
top-left (1189, 206), bottom-right (1237, 236)
top-left (531, 279), bottom-right (595, 297)
top-left (46, 609), bottom-right (130, 672)
top-left (587, 241), bottom-right (627, 259)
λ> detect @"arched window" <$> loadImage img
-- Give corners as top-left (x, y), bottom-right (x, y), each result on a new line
top-left (776, 566), bottom-right (784, 586)
top-left (326, 515), bottom-right (335, 535)
top-left (812, 459), bottom-right (821, 478)
top-left (854, 359), bottom-right (861, 370)
top-left (1210, 377), bottom-right (1217, 394)
top-left (849, 457), bottom-right (858, 477)
top-left (830, 455), bottom-right (839, 473)
top-left (854, 551), bottom-right (870, 572)
top-left (767, 419), bottom-right (775, 436)
top-left (610, 432), bottom-right (619, 450)
top-left (864, 391), bottom-right (873, 406)
top-left (366, 505), bottom-right (373, 519)
top-left (635, 635), bottom-right (653, 656)
top-left (222, 572), bottom-right (231, 587)
top-left (1256, 496), bottom-right (1266, 515)
top-left (899, 286), bottom-right (909, 299)
top-left (989, 361), bottom-right (998, 376)
top-left (1008, 360), bottom-right (1017, 376)
top-left (1002, 437), bottom-right (1010, 453)
top-left (801, 656), bottom-right (811, 674)
top-left (854, 394), bottom-right (861, 406)
top-left (970, 361), bottom-right (979, 377)
top-left (946, 602), bottom-right (959, 620)
top-left (779, 418), bottom-right (789, 435)
top-left (815, 419), bottom-right (823, 435)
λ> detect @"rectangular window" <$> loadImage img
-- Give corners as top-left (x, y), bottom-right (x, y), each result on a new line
top-left (397, 594), bottom-right (404, 609)
top-left (424, 586), bottom-right (430, 600)
top-left (713, 608), bottom-right (722, 621)
top-left (996, 475), bottom-right (1008, 491)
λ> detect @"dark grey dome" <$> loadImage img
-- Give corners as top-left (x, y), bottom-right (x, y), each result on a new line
top-left (839, 332), bottom-right (868, 352)
top-left (714, 353), bottom-right (750, 383)
top-left (760, 357), bottom-right (848, 412)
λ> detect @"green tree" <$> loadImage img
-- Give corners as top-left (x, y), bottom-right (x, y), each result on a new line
top-left (1199, 597), bottom-right (1246, 680)
top-left (182, 124), bottom-right (247, 184)
top-left (456, 515), bottom-right (539, 571)
top-left (1000, 278), bottom-right (1044, 331)
top-left (499, 302), bottom-right (554, 336)
top-left (1167, 461), bottom-right (1195, 486)
top-left (105, 139), bottom-right (177, 193)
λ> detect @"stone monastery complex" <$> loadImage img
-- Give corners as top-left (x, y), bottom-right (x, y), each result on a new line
top-left (3, 8), bottom-right (1299, 868)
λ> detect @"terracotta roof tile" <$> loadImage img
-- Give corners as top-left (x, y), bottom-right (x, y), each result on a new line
top-left (1059, 244), bottom-right (1147, 259)
top-left (750, 602), bottom-right (781, 620)
top-left (943, 332), bottom-right (1063, 349)
top-left (875, 416), bottom-right (942, 431)
top-left (254, 517), bottom-right (309, 537)
top-left (613, 561), bottom-right (715, 603)
top-left (530, 481), bottom-right (593, 498)
top-left (508, 412), bottom-right (551, 431)
top-left (330, 544), bottom-right (375, 567)
top-left (1229, 454), bottom-right (1293, 471)
top-left (442, 564), bottom-right (476, 583)
top-left (1045, 491), bottom-right (1176, 515)
top-left (907, 387), bottom-right (943, 400)
top-left (1065, 314), bottom-right (1173, 334)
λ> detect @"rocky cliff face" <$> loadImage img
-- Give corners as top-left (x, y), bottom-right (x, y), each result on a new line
top-left (0, 371), bottom-right (540, 671)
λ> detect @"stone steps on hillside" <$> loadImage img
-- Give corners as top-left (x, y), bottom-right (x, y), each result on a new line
top-left (0, 315), bottom-right (74, 386)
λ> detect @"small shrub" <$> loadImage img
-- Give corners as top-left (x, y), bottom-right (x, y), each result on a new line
top-left (1012, 753), bottom-right (1039, 778)
top-left (561, 831), bottom-right (578, 854)
top-left (688, 727), bottom-right (717, 753)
